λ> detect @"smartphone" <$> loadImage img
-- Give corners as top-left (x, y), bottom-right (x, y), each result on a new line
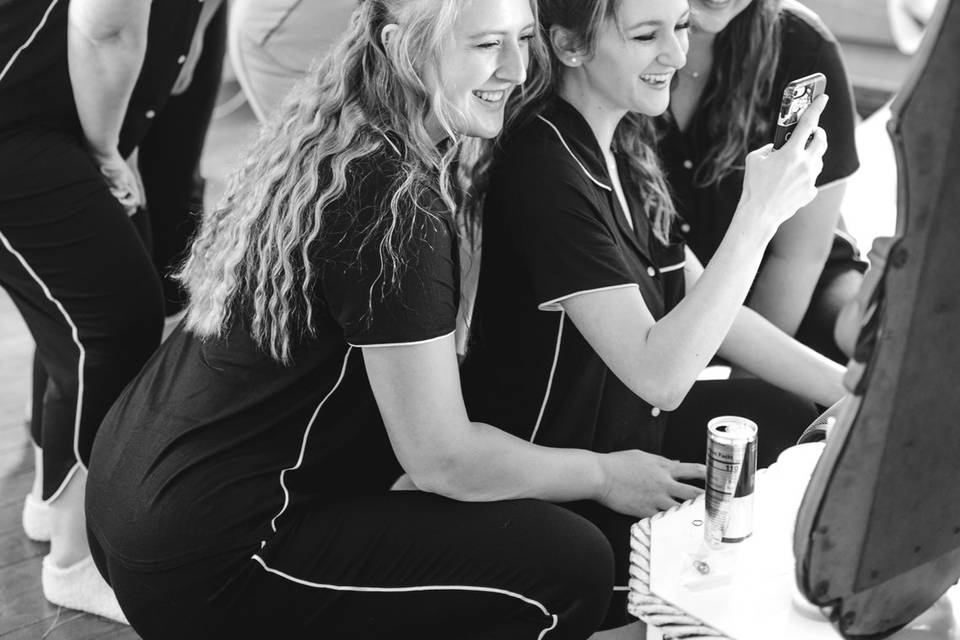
top-left (773, 72), bottom-right (827, 149)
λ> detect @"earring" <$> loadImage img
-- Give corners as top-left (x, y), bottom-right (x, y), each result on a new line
top-left (570, 57), bottom-right (578, 64)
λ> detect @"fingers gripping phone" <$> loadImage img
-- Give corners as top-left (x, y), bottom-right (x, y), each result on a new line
top-left (773, 72), bottom-right (827, 149)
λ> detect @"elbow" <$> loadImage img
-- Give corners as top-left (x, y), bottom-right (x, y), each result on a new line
top-left (404, 453), bottom-right (472, 501)
top-left (628, 376), bottom-right (692, 413)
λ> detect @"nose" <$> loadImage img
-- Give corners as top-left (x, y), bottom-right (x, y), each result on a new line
top-left (497, 38), bottom-right (528, 85)
top-left (659, 29), bottom-right (688, 70)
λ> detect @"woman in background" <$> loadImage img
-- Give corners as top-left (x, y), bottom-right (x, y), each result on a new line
top-left (659, 0), bottom-right (865, 365)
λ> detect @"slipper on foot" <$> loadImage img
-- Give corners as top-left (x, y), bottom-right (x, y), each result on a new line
top-left (41, 555), bottom-right (129, 625)
top-left (21, 494), bottom-right (51, 542)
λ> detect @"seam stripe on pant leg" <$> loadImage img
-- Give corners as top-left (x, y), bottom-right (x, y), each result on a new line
top-left (0, 231), bottom-right (87, 488)
top-left (0, 0), bottom-right (60, 86)
top-left (251, 554), bottom-right (560, 639)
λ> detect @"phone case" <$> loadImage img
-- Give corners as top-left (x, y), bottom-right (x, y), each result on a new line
top-left (773, 72), bottom-right (827, 149)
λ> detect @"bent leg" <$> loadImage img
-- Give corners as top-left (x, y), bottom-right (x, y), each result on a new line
top-left (100, 494), bottom-right (615, 640)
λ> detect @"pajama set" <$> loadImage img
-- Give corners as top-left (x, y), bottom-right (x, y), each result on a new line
top-left (86, 144), bottom-right (615, 639)
top-left (657, 1), bottom-right (866, 362)
top-left (462, 99), bottom-right (819, 627)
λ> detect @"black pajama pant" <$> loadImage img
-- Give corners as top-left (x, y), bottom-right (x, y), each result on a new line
top-left (0, 127), bottom-right (163, 499)
top-left (88, 493), bottom-right (616, 640)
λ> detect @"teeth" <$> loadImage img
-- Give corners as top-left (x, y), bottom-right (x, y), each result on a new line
top-left (640, 73), bottom-right (671, 83)
top-left (473, 90), bottom-right (505, 103)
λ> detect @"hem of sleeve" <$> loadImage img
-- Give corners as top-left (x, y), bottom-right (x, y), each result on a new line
top-left (349, 330), bottom-right (456, 349)
top-left (817, 174), bottom-right (855, 191)
top-left (537, 283), bottom-right (640, 312)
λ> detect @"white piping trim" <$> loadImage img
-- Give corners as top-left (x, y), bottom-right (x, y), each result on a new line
top-left (0, 0), bottom-right (60, 87)
top-left (0, 230), bottom-right (86, 482)
top-left (43, 462), bottom-right (81, 504)
top-left (529, 312), bottom-right (564, 444)
top-left (350, 330), bottom-right (455, 349)
top-left (267, 346), bottom-right (354, 533)
top-left (612, 586), bottom-right (630, 592)
top-left (658, 261), bottom-right (686, 274)
top-left (537, 283), bottom-right (639, 312)
top-left (536, 116), bottom-right (612, 192)
top-left (251, 555), bottom-right (560, 639)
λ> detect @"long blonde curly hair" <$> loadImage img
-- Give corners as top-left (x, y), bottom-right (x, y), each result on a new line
top-left (180, 0), bottom-right (541, 363)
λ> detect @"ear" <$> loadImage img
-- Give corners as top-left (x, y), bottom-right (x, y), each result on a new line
top-left (549, 25), bottom-right (587, 67)
top-left (381, 23), bottom-right (400, 50)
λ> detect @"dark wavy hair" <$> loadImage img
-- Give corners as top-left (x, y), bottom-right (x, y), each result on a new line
top-left (689, 0), bottom-right (783, 187)
top-left (508, 0), bottom-right (678, 243)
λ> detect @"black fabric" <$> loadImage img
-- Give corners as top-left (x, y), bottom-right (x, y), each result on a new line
top-left (117, 0), bottom-right (204, 157)
top-left (0, 128), bottom-right (163, 498)
top-left (0, 0), bottom-right (75, 133)
top-left (658, 3), bottom-right (862, 266)
top-left (664, 378), bottom-right (820, 470)
top-left (463, 99), bottom-right (685, 458)
top-left (139, 4), bottom-right (227, 316)
top-left (88, 494), bottom-right (615, 640)
top-left (86, 145), bottom-right (459, 571)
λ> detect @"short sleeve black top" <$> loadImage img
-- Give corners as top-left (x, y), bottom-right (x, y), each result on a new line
top-left (87, 143), bottom-right (460, 570)
top-left (0, 0), bottom-right (201, 152)
top-left (658, 1), bottom-right (861, 264)
top-left (461, 99), bottom-right (686, 455)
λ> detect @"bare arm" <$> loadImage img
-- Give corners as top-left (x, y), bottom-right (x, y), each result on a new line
top-left (68, 0), bottom-right (150, 159)
top-left (748, 181), bottom-right (848, 335)
top-left (363, 334), bottom-right (703, 517)
top-left (68, 0), bottom-right (151, 210)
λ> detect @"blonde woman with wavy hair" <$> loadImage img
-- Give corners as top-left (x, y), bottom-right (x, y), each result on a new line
top-left (79, 1), bottom-right (695, 637)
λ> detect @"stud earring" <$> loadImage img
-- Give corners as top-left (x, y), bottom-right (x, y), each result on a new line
top-left (570, 57), bottom-right (578, 64)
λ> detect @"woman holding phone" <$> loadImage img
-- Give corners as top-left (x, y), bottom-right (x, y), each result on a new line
top-left (660, 0), bottom-right (865, 364)
top-left (460, 0), bottom-right (844, 632)
top-left (81, 1), bottom-right (704, 637)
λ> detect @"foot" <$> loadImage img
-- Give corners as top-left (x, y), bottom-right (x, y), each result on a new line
top-left (41, 555), bottom-right (129, 624)
top-left (21, 494), bottom-right (51, 542)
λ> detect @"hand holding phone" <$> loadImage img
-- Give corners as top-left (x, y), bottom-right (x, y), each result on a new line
top-left (773, 72), bottom-right (827, 149)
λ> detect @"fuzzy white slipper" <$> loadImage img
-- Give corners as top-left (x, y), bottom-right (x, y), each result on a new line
top-left (21, 493), bottom-right (51, 542)
top-left (41, 555), bottom-right (129, 625)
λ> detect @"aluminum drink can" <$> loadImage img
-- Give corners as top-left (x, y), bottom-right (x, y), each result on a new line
top-left (705, 416), bottom-right (757, 546)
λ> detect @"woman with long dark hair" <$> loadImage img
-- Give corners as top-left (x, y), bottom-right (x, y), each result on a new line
top-left (83, 1), bottom-right (693, 637)
top-left (460, 0), bottom-right (844, 633)
top-left (660, 0), bottom-right (864, 363)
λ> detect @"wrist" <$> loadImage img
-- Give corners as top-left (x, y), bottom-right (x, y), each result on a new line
top-left (590, 452), bottom-right (612, 504)
top-left (729, 202), bottom-right (778, 250)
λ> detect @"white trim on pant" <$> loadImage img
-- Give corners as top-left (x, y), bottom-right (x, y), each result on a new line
top-left (266, 346), bottom-right (354, 534)
top-left (250, 554), bottom-right (560, 639)
top-left (0, 230), bottom-right (87, 498)
top-left (529, 312), bottom-right (564, 444)
top-left (0, 0), bottom-right (60, 86)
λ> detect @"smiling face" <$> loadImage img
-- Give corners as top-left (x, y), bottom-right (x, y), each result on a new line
top-left (688, 0), bottom-right (754, 34)
top-left (426, 0), bottom-right (536, 140)
top-left (570, 0), bottom-right (691, 118)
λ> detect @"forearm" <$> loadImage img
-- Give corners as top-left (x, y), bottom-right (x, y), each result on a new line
top-left (748, 254), bottom-right (825, 336)
top-left (719, 305), bottom-right (846, 406)
top-left (640, 212), bottom-right (775, 405)
top-left (413, 421), bottom-right (606, 504)
top-left (67, 0), bottom-right (150, 157)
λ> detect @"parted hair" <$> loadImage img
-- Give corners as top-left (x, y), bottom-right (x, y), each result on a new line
top-left (511, 0), bottom-right (678, 244)
top-left (689, 0), bottom-right (782, 187)
top-left (180, 0), bottom-right (542, 363)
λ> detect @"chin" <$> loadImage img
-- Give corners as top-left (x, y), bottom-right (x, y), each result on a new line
top-left (463, 117), bottom-right (505, 140)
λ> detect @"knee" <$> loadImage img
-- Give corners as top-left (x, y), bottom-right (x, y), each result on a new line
top-left (521, 503), bottom-right (616, 636)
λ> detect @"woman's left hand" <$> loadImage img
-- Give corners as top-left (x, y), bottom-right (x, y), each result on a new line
top-left (92, 147), bottom-right (143, 215)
